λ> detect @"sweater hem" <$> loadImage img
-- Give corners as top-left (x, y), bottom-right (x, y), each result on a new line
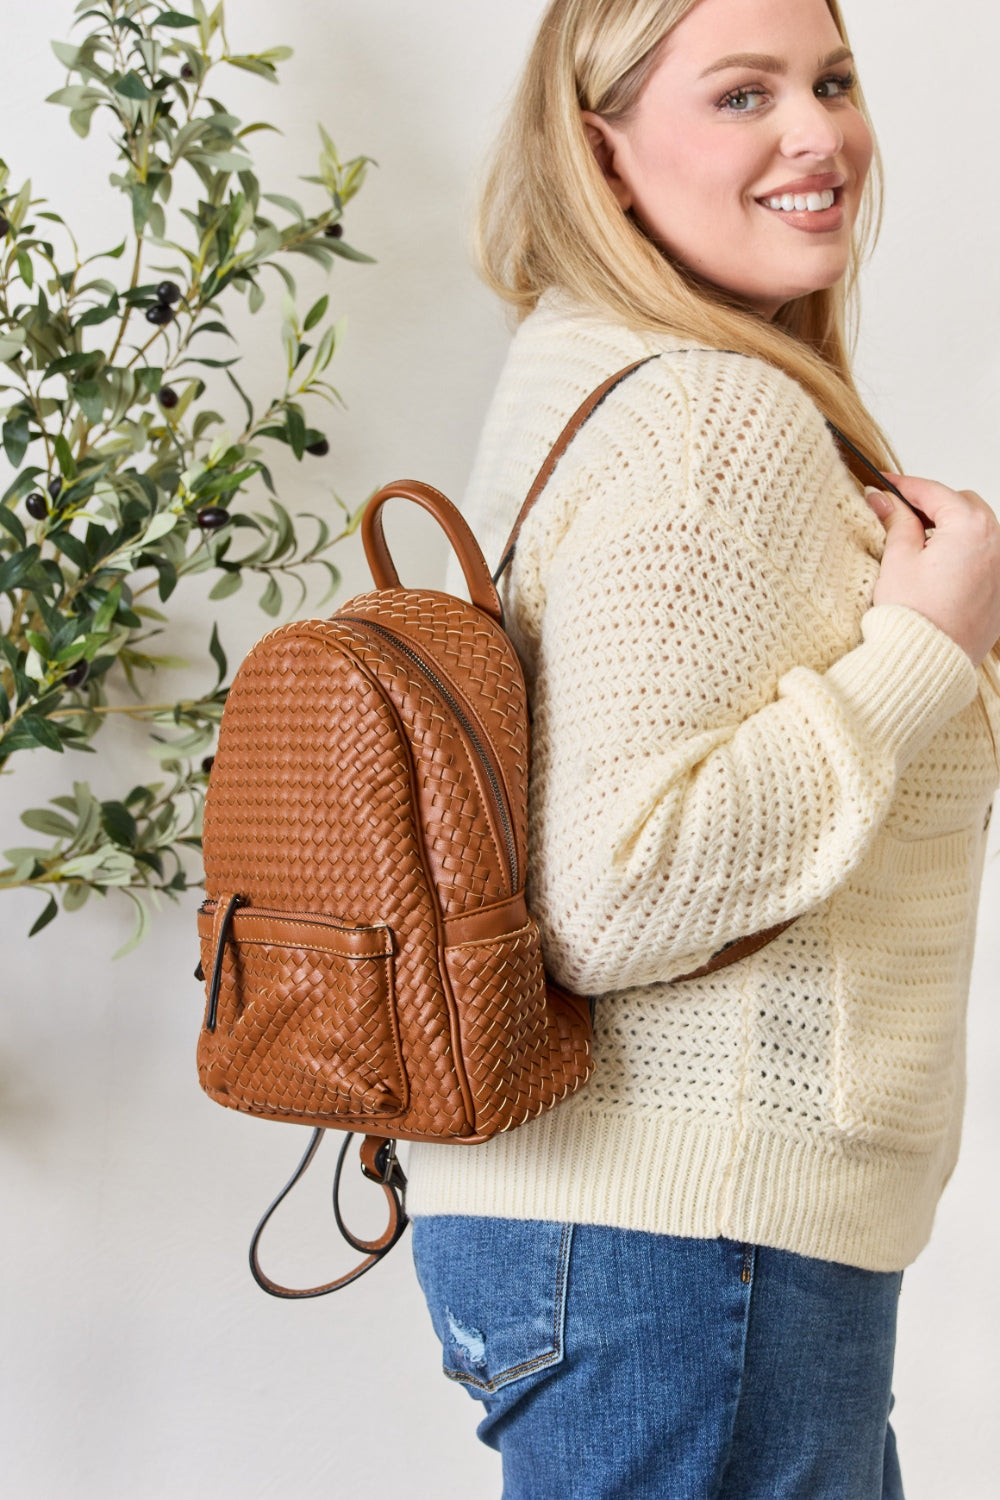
top-left (405, 1109), bottom-right (949, 1274)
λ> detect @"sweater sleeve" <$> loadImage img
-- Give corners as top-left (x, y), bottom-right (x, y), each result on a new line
top-left (515, 357), bottom-right (978, 994)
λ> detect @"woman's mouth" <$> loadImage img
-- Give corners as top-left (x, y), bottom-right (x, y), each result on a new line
top-left (756, 185), bottom-right (845, 233)
top-left (760, 188), bottom-right (836, 213)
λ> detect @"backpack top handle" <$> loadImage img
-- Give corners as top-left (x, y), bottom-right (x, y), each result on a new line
top-left (362, 478), bottom-right (504, 625)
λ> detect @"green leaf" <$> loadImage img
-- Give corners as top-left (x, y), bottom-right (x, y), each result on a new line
top-left (29, 896), bottom-right (59, 938)
top-left (114, 893), bottom-right (151, 959)
top-left (3, 413), bottom-right (31, 468)
top-left (286, 406), bottom-right (306, 460)
top-left (43, 352), bottom-right (98, 377)
top-left (16, 249), bottom-right (34, 289)
top-left (51, 40), bottom-right (80, 67)
top-left (72, 380), bottom-right (105, 425)
top-left (45, 85), bottom-right (94, 108)
top-left (101, 800), bottom-right (138, 848)
top-left (94, 583), bottom-right (122, 632)
top-left (224, 55), bottom-right (286, 83)
top-left (0, 330), bottom-right (28, 364)
top-left (259, 575), bottom-right (282, 616)
top-left (208, 621), bottom-right (227, 685)
top-left (190, 319), bottom-right (235, 342)
top-left (326, 238), bottom-right (375, 265)
top-left (130, 182), bottom-right (155, 234)
top-left (142, 513), bottom-right (178, 545)
top-left (155, 10), bottom-right (201, 26)
top-left (62, 882), bottom-right (91, 913)
top-left (261, 192), bottom-right (304, 219)
top-left (238, 122), bottom-right (282, 140)
top-left (54, 434), bottom-right (77, 479)
top-left (9, 714), bottom-right (64, 753)
top-left (0, 545), bottom-right (41, 594)
top-left (309, 322), bottom-right (339, 380)
top-left (51, 529), bottom-right (89, 570)
top-left (21, 808), bottom-right (77, 838)
top-left (114, 71), bottom-right (150, 100)
top-left (208, 569), bottom-right (242, 601)
top-left (76, 301), bottom-right (119, 328)
top-left (303, 294), bottom-right (329, 333)
top-left (224, 367), bottom-right (254, 428)
top-left (70, 106), bottom-right (99, 139)
top-left (188, 150), bottom-right (251, 173)
top-left (315, 560), bottom-right (342, 606)
top-left (0, 503), bottom-right (27, 546)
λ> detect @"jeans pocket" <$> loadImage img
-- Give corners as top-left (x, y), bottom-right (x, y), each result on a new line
top-left (411, 1216), bottom-right (573, 1399)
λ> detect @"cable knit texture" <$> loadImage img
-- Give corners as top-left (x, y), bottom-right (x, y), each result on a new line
top-left (406, 298), bottom-right (998, 1271)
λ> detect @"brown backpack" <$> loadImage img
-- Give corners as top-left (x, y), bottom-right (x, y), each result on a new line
top-left (195, 360), bottom-right (790, 1296)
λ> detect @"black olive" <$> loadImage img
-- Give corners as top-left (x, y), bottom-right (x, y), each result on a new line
top-left (305, 438), bottom-right (330, 457)
top-left (0, 215), bottom-right (10, 238)
top-left (145, 304), bottom-right (174, 326)
top-left (180, 63), bottom-right (195, 81)
top-left (196, 506), bottom-right (231, 531)
top-left (25, 491), bottom-right (48, 520)
top-left (156, 280), bottom-right (181, 305)
top-left (323, 223), bottom-right (344, 239)
top-left (159, 386), bottom-right (179, 409)
top-left (63, 660), bottom-right (90, 690)
top-left (201, 756), bottom-right (215, 775)
top-left (48, 477), bottom-right (63, 502)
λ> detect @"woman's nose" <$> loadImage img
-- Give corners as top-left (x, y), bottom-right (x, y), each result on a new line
top-left (780, 95), bottom-right (844, 159)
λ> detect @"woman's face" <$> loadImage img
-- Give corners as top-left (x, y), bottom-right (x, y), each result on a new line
top-left (583, 0), bottom-right (873, 317)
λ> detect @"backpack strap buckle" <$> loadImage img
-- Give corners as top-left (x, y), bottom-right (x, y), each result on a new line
top-left (359, 1134), bottom-right (406, 1190)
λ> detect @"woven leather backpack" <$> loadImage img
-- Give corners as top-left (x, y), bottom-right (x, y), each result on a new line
top-left (195, 361), bottom-right (792, 1296)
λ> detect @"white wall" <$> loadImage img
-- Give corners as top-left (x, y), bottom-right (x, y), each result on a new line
top-left (1, 3), bottom-right (997, 1497)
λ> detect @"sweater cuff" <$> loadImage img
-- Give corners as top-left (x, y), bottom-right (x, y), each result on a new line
top-left (822, 604), bottom-right (978, 769)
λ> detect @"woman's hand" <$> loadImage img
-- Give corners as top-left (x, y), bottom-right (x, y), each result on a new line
top-left (866, 476), bottom-right (1000, 667)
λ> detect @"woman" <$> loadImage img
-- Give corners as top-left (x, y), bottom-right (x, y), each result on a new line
top-left (405, 2), bottom-right (1000, 1495)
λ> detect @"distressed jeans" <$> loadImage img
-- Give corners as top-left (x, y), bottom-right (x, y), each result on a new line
top-left (411, 1218), bottom-right (904, 1500)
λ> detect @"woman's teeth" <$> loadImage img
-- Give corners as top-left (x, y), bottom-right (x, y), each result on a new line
top-left (762, 189), bottom-right (836, 212)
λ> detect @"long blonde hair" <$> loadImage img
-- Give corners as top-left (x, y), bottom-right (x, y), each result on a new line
top-left (478, 0), bottom-right (895, 473)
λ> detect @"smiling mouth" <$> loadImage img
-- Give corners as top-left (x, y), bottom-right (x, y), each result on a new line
top-left (760, 188), bottom-right (838, 213)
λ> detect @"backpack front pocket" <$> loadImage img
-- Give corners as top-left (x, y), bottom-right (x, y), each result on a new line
top-left (197, 902), bottom-right (406, 1122)
top-left (445, 918), bottom-right (592, 1138)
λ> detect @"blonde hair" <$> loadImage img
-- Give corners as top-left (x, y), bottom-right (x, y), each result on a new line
top-left (478, 0), bottom-right (895, 473)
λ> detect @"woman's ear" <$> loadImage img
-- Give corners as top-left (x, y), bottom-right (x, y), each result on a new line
top-left (580, 110), bottom-right (633, 211)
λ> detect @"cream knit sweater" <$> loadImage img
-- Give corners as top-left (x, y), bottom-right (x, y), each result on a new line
top-left (406, 298), bottom-right (999, 1271)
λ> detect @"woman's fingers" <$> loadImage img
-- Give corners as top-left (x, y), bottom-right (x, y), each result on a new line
top-left (881, 473), bottom-right (989, 527)
top-left (865, 486), bottom-right (926, 552)
top-left (867, 474), bottom-right (1000, 666)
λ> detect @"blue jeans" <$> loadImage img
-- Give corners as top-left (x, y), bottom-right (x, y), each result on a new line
top-left (412, 1218), bottom-right (904, 1500)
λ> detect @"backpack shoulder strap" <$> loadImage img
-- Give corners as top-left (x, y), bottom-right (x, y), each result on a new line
top-left (489, 349), bottom-right (796, 980)
top-left (493, 356), bottom-right (658, 585)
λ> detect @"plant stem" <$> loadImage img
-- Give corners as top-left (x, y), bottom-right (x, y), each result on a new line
top-left (47, 697), bottom-right (219, 721)
top-left (103, 232), bottom-right (145, 373)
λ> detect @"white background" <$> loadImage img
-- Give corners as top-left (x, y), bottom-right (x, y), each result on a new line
top-left (1, 2), bottom-right (997, 1497)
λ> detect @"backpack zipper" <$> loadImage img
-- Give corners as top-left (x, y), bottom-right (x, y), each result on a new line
top-left (341, 616), bottom-right (519, 894)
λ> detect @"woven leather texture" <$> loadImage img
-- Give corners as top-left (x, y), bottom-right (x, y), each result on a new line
top-left (197, 527), bottom-right (595, 1142)
top-left (197, 906), bottom-right (406, 1119)
top-left (445, 923), bottom-right (593, 1138)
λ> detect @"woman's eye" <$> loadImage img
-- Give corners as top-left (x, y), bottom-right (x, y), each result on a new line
top-left (718, 85), bottom-right (769, 113)
top-left (815, 71), bottom-right (856, 99)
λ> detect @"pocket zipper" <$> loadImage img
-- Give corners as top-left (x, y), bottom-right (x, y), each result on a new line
top-left (341, 616), bottom-right (519, 894)
top-left (198, 899), bottom-right (384, 931)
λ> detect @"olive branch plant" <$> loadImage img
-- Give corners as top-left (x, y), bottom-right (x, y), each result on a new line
top-left (0, 0), bottom-right (374, 951)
